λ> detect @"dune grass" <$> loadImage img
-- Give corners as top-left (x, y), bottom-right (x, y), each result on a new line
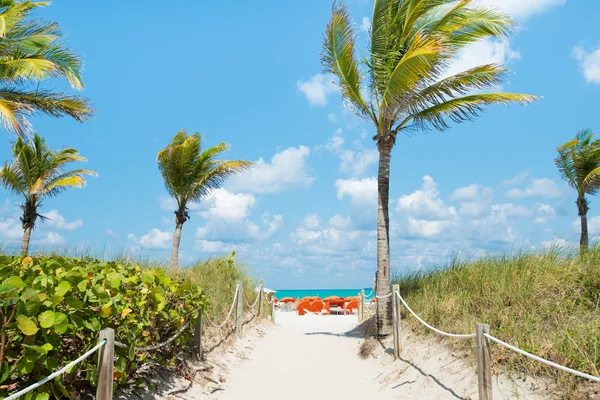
top-left (393, 245), bottom-right (600, 396)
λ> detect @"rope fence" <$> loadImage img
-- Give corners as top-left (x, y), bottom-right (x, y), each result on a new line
top-left (390, 286), bottom-right (600, 400)
top-left (4, 340), bottom-right (108, 400)
top-left (6, 280), bottom-right (270, 400)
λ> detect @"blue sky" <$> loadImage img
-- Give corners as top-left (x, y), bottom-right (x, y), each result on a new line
top-left (0, 0), bottom-right (599, 289)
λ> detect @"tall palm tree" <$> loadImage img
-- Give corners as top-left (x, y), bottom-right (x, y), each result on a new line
top-left (321, 0), bottom-right (537, 332)
top-left (0, 133), bottom-right (96, 254)
top-left (555, 129), bottom-right (600, 255)
top-left (0, 0), bottom-right (93, 136)
top-left (158, 130), bottom-right (253, 269)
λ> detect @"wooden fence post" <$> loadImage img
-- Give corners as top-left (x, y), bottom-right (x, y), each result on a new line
top-left (360, 289), bottom-right (365, 321)
top-left (476, 323), bottom-right (493, 400)
top-left (236, 280), bottom-right (243, 336)
top-left (271, 297), bottom-right (275, 323)
top-left (96, 328), bottom-right (114, 400)
top-left (194, 309), bottom-right (203, 360)
top-left (258, 280), bottom-right (264, 317)
top-left (392, 284), bottom-right (401, 359)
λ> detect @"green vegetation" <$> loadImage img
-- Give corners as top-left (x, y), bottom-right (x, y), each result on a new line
top-left (0, 134), bottom-right (95, 255)
top-left (555, 129), bottom-right (600, 255)
top-left (0, 252), bottom-right (259, 399)
top-left (393, 246), bottom-right (600, 395)
top-left (157, 130), bottom-right (253, 269)
top-left (321, 0), bottom-right (537, 331)
top-left (0, 0), bottom-right (93, 136)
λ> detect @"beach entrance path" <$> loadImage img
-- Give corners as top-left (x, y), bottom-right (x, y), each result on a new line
top-left (212, 312), bottom-right (392, 400)
top-left (203, 312), bottom-right (547, 400)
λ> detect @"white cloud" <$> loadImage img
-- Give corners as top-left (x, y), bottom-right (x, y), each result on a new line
top-left (335, 177), bottom-right (377, 205)
top-left (227, 146), bottom-right (314, 194)
top-left (572, 45), bottom-right (600, 85)
top-left (406, 217), bottom-right (455, 238)
top-left (533, 204), bottom-right (556, 224)
top-left (339, 149), bottom-right (379, 177)
top-left (196, 240), bottom-right (248, 254)
top-left (503, 171), bottom-right (530, 186)
top-left (491, 203), bottom-right (531, 218)
top-left (303, 213), bottom-right (320, 230)
top-left (450, 184), bottom-right (494, 219)
top-left (360, 17), bottom-right (371, 32)
top-left (297, 73), bottom-right (338, 106)
top-left (0, 218), bottom-right (24, 242)
top-left (444, 38), bottom-right (520, 82)
top-left (199, 188), bottom-right (255, 221)
top-left (105, 228), bottom-right (117, 238)
top-left (43, 210), bottom-right (83, 230)
top-left (541, 237), bottom-right (570, 250)
top-left (42, 232), bottom-right (65, 246)
top-left (129, 228), bottom-right (172, 250)
top-left (397, 176), bottom-right (458, 221)
top-left (474, 0), bottom-right (566, 20)
top-left (505, 178), bottom-right (562, 199)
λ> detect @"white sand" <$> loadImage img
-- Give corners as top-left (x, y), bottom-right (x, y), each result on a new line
top-left (195, 311), bottom-right (553, 400)
top-left (149, 311), bottom-right (555, 399)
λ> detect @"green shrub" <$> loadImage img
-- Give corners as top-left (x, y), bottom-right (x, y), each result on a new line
top-left (0, 255), bottom-right (207, 399)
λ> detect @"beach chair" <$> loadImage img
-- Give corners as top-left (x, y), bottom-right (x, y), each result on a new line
top-left (344, 299), bottom-right (359, 314)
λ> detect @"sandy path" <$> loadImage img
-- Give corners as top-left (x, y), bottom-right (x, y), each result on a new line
top-left (194, 311), bottom-right (552, 400)
top-left (212, 312), bottom-right (388, 400)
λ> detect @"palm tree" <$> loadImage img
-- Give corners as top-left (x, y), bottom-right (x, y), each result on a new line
top-left (0, 0), bottom-right (93, 136)
top-left (555, 129), bottom-right (600, 255)
top-left (321, 0), bottom-right (537, 332)
top-left (158, 130), bottom-right (253, 269)
top-left (0, 133), bottom-right (96, 254)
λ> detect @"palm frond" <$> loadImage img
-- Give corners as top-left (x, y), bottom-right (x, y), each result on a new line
top-left (321, 2), bottom-right (372, 121)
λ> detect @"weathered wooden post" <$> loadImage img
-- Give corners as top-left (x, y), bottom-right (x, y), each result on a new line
top-left (360, 289), bottom-right (365, 321)
top-left (476, 323), bottom-right (493, 400)
top-left (392, 284), bottom-right (401, 359)
top-left (235, 280), bottom-right (243, 336)
top-left (97, 328), bottom-right (114, 400)
top-left (194, 309), bottom-right (203, 360)
top-left (258, 280), bottom-right (264, 317)
top-left (271, 297), bottom-right (275, 323)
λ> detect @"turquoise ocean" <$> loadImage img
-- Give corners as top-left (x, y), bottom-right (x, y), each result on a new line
top-left (274, 288), bottom-right (374, 301)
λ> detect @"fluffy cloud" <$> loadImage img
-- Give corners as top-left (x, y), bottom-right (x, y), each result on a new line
top-left (443, 38), bottom-right (520, 82)
top-left (43, 210), bottom-right (83, 230)
top-left (0, 218), bottom-right (25, 242)
top-left (128, 229), bottom-right (172, 250)
top-left (196, 240), bottom-right (248, 254)
top-left (572, 45), bottom-right (600, 85)
top-left (534, 204), bottom-right (556, 224)
top-left (360, 17), bottom-right (371, 32)
top-left (450, 184), bottom-right (494, 218)
top-left (397, 176), bottom-right (458, 221)
top-left (105, 228), bottom-right (117, 238)
top-left (339, 149), bottom-right (379, 177)
top-left (503, 171), bottom-right (530, 186)
top-left (297, 73), bottom-right (338, 106)
top-left (505, 178), bottom-right (562, 199)
top-left (335, 177), bottom-right (377, 205)
top-left (474, 0), bottom-right (566, 20)
top-left (198, 189), bottom-right (255, 221)
top-left (227, 146), bottom-right (314, 194)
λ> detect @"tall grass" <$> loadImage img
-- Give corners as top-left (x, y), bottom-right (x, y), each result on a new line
top-left (393, 245), bottom-right (600, 396)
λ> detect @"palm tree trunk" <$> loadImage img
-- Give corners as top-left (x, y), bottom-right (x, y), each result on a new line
top-left (171, 222), bottom-right (183, 269)
top-left (578, 195), bottom-right (589, 255)
top-left (376, 143), bottom-right (392, 335)
top-left (21, 226), bottom-right (32, 255)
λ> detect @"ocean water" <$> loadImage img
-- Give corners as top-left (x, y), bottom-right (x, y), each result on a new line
top-left (274, 288), bottom-right (374, 301)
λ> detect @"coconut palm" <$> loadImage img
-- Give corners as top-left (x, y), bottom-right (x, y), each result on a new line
top-left (0, 133), bottom-right (96, 254)
top-left (0, 0), bottom-right (93, 136)
top-left (555, 129), bottom-right (600, 255)
top-left (158, 130), bottom-right (253, 269)
top-left (321, 0), bottom-right (537, 332)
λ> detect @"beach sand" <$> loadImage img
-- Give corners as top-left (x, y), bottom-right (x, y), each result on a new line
top-left (201, 311), bottom-right (552, 399)
top-left (147, 311), bottom-right (554, 399)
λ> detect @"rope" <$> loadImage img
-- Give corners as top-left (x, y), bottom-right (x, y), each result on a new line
top-left (364, 288), bottom-right (374, 298)
top-left (204, 284), bottom-right (239, 329)
top-left (134, 320), bottom-right (191, 352)
top-left (244, 287), bottom-right (261, 309)
top-left (375, 292), bottom-right (392, 299)
top-left (483, 333), bottom-right (600, 383)
top-left (5, 340), bottom-right (107, 400)
top-left (395, 291), bottom-right (476, 339)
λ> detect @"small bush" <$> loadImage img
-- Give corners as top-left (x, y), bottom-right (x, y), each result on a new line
top-left (0, 255), bottom-right (207, 399)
